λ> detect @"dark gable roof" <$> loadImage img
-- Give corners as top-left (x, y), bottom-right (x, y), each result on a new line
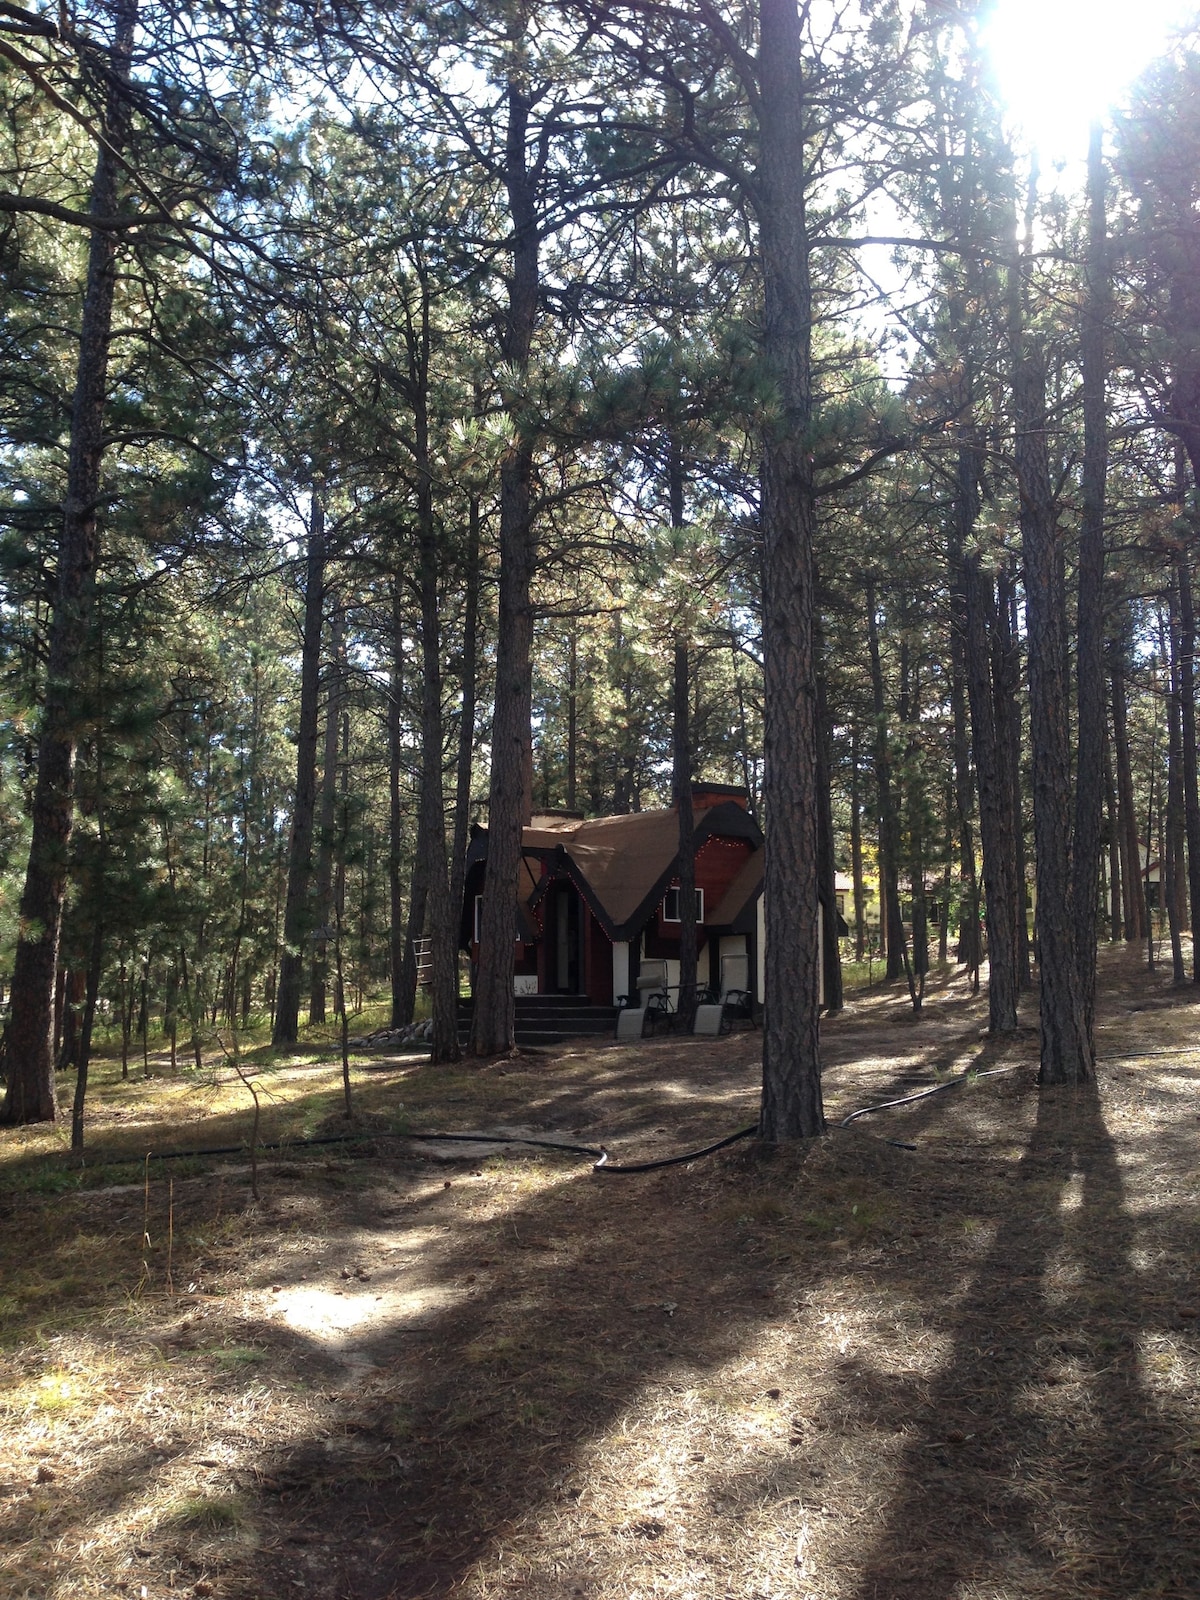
top-left (474, 800), bottom-right (764, 942)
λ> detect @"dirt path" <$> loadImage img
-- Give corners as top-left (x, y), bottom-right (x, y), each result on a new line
top-left (2, 950), bottom-right (1198, 1599)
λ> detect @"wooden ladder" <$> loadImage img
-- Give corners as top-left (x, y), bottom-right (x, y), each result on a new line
top-left (412, 937), bottom-right (433, 986)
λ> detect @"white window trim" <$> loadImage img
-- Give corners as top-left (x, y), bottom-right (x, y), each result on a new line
top-left (663, 886), bottom-right (703, 924)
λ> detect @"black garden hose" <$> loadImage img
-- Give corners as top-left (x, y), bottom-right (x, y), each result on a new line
top-left (61, 1062), bottom-right (1022, 1180)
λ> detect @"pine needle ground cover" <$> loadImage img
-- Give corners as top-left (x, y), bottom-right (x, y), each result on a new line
top-left (1, 947), bottom-right (1198, 1600)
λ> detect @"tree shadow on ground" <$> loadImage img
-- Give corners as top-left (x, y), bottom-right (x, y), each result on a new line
top-left (12, 984), bottom-right (1195, 1600)
top-left (234, 1146), bottom-right (820, 1597)
top-left (841, 1076), bottom-right (1200, 1598)
top-left (0, 1002), bottom-right (1017, 1598)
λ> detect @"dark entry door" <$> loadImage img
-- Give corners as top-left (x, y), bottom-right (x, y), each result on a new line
top-left (550, 883), bottom-right (581, 992)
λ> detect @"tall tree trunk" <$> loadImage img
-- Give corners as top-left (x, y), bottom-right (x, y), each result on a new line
top-left (450, 495), bottom-right (482, 922)
top-left (399, 824), bottom-right (431, 1027)
top-left (1111, 642), bottom-right (1145, 941)
top-left (866, 587), bottom-right (907, 984)
top-left (964, 549), bottom-right (1020, 1031)
top-left (1071, 122), bottom-right (1109, 1035)
top-left (310, 602), bottom-right (344, 1025)
top-left (668, 441), bottom-right (699, 1029)
top-left (473, 76), bottom-right (539, 1057)
top-left (946, 459), bottom-right (983, 979)
top-left (900, 634), bottom-right (928, 1002)
top-left (1144, 683), bottom-right (1160, 972)
top-left (414, 377), bottom-right (462, 1065)
top-left (335, 706), bottom-right (349, 1014)
top-left (273, 489), bottom-right (326, 1046)
top-left (1103, 715), bottom-right (1122, 943)
top-left (70, 914), bottom-right (104, 1154)
top-left (1175, 544), bottom-right (1200, 976)
top-left (673, 641), bottom-right (699, 1027)
top-left (2, 0), bottom-right (137, 1125)
top-left (566, 628), bottom-right (578, 813)
top-left (58, 969), bottom-right (85, 1075)
top-left (756, 0), bottom-right (824, 1138)
top-left (119, 961), bottom-right (132, 1079)
top-left (1011, 176), bottom-right (1091, 1085)
top-left (939, 797), bottom-right (953, 967)
top-left (816, 669), bottom-right (843, 1012)
top-left (1165, 596), bottom-right (1187, 981)
top-left (388, 575), bottom-right (409, 1027)
top-left (849, 718), bottom-right (866, 962)
top-left (996, 562), bottom-right (1031, 984)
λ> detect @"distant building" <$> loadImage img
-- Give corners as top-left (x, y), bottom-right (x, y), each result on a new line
top-left (460, 783), bottom-right (774, 1007)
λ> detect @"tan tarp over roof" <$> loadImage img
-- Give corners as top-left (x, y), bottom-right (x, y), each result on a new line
top-left (503, 801), bottom-right (763, 937)
top-left (515, 810), bottom-right (686, 928)
top-left (551, 810), bottom-right (683, 928)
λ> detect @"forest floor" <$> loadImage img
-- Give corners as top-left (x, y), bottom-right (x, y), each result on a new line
top-left (1, 945), bottom-right (1199, 1600)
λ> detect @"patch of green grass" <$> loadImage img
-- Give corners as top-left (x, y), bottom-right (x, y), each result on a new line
top-left (5, 1153), bottom-right (215, 1197)
top-left (32, 1371), bottom-right (88, 1413)
top-left (210, 1346), bottom-right (268, 1370)
top-left (166, 1493), bottom-right (249, 1531)
top-left (462, 1335), bottom-right (521, 1368)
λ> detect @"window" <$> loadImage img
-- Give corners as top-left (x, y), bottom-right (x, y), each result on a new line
top-left (663, 886), bottom-right (703, 923)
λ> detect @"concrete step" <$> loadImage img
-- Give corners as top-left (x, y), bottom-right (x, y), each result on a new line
top-left (458, 995), bottom-right (618, 1046)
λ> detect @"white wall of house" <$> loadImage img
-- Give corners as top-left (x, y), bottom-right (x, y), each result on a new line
top-left (716, 935), bottom-right (748, 994)
top-left (612, 940), bottom-right (630, 1002)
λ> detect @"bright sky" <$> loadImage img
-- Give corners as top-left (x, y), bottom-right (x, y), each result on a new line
top-left (983, 0), bottom-right (1198, 160)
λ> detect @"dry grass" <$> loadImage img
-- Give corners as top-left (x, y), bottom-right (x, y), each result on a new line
top-left (2, 948), bottom-right (1199, 1599)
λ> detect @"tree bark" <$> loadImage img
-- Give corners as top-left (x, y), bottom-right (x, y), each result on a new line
top-left (1111, 641), bottom-right (1145, 942)
top-left (414, 377), bottom-right (462, 1064)
top-left (273, 489), bottom-right (326, 1046)
top-left (672, 641), bottom-right (699, 1027)
top-left (668, 438), bottom-right (699, 1028)
top-left (472, 75), bottom-right (539, 1057)
top-left (866, 586), bottom-right (907, 985)
top-left (1011, 183), bottom-right (1092, 1084)
top-left (849, 718), bottom-right (866, 962)
top-left (964, 548), bottom-right (1020, 1032)
top-left (756, 0), bottom-right (824, 1139)
top-left (2, 0), bottom-right (137, 1125)
top-left (816, 669), bottom-right (843, 1012)
top-left (1175, 545), bottom-right (1200, 976)
top-left (1165, 596), bottom-right (1187, 980)
top-left (309, 602), bottom-right (344, 1025)
top-left (902, 634), bottom-right (928, 1004)
top-left (1103, 714), bottom-right (1122, 943)
top-left (1070, 122), bottom-right (1109, 1035)
top-left (996, 562), bottom-right (1032, 984)
top-left (947, 571), bottom-right (981, 977)
top-left (566, 628), bottom-right (578, 813)
top-left (449, 495), bottom-right (482, 923)
top-left (388, 575), bottom-right (411, 1027)
top-left (70, 914), bottom-right (104, 1153)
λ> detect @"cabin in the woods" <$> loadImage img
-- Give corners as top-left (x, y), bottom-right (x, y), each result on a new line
top-left (459, 782), bottom-right (771, 1009)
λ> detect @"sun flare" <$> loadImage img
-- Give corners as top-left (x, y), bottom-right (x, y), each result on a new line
top-left (983, 0), bottom-right (1198, 157)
